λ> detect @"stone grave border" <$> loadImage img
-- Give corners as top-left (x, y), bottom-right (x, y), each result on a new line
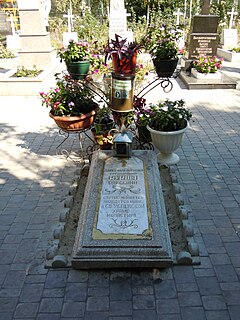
top-left (45, 154), bottom-right (200, 269)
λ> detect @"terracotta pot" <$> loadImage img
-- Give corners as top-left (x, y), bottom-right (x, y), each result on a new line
top-left (111, 52), bottom-right (137, 74)
top-left (49, 106), bottom-right (98, 132)
top-left (66, 61), bottom-right (90, 80)
top-left (153, 59), bottom-right (178, 78)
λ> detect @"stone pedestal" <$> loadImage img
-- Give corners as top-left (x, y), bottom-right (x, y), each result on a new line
top-left (18, 0), bottom-right (55, 69)
top-left (72, 150), bottom-right (173, 269)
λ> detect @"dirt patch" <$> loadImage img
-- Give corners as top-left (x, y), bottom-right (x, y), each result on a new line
top-left (56, 165), bottom-right (187, 260)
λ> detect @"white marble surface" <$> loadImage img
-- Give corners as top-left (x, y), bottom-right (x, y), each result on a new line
top-left (96, 156), bottom-right (149, 235)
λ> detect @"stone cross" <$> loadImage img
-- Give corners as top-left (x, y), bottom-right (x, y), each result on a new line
top-left (7, 14), bottom-right (15, 35)
top-left (173, 8), bottom-right (183, 26)
top-left (227, 7), bottom-right (238, 29)
top-left (201, 0), bottom-right (210, 15)
top-left (63, 9), bottom-right (74, 33)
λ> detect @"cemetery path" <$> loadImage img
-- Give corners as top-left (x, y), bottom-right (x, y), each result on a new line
top-left (0, 66), bottom-right (240, 319)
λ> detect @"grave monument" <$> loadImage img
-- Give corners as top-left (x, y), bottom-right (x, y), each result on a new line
top-left (72, 150), bottom-right (173, 269)
top-left (17, 0), bottom-right (55, 69)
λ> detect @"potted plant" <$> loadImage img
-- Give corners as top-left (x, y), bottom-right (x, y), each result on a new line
top-left (39, 73), bottom-right (98, 131)
top-left (0, 43), bottom-right (17, 69)
top-left (104, 34), bottom-right (140, 74)
top-left (192, 55), bottom-right (223, 79)
top-left (91, 106), bottom-right (115, 150)
top-left (146, 99), bottom-right (192, 165)
top-left (142, 24), bottom-right (182, 78)
top-left (57, 40), bottom-right (93, 80)
top-left (133, 96), bottom-right (154, 142)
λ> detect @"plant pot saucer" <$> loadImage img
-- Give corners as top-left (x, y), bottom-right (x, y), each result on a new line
top-left (157, 152), bottom-right (180, 165)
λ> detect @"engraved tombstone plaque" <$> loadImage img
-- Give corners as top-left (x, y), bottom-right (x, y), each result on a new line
top-left (72, 150), bottom-right (173, 269)
top-left (93, 156), bottom-right (152, 239)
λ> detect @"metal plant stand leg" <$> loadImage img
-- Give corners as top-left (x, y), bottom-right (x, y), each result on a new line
top-left (56, 127), bottom-right (95, 161)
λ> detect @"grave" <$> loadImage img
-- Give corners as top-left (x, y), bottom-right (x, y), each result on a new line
top-left (17, 0), bottom-right (55, 69)
top-left (0, 0), bottom-right (60, 96)
top-left (72, 150), bottom-right (173, 269)
top-left (180, 13), bottom-right (237, 89)
top-left (0, 11), bottom-right (12, 36)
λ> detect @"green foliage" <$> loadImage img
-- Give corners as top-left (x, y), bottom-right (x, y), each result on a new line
top-left (142, 23), bottom-right (183, 60)
top-left (39, 73), bottom-right (97, 116)
top-left (13, 66), bottom-right (42, 77)
top-left (57, 40), bottom-right (92, 63)
top-left (149, 99), bottom-right (192, 132)
top-left (193, 55), bottom-right (223, 74)
top-left (0, 44), bottom-right (14, 59)
top-left (232, 47), bottom-right (240, 53)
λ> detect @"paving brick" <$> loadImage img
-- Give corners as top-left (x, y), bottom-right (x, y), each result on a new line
top-left (172, 266), bottom-right (195, 283)
top-left (3, 270), bottom-right (26, 288)
top-left (205, 310), bottom-right (230, 320)
top-left (110, 279), bottom-right (132, 301)
top-left (133, 294), bottom-right (155, 310)
top-left (133, 310), bottom-right (158, 320)
top-left (180, 306), bottom-right (207, 320)
top-left (202, 295), bottom-right (226, 310)
top-left (214, 265), bottom-right (238, 282)
top-left (42, 288), bottom-right (65, 298)
top-left (88, 286), bottom-right (109, 297)
top-left (39, 298), bottom-right (63, 313)
top-left (45, 270), bottom-right (68, 289)
top-left (178, 292), bottom-right (202, 307)
top-left (68, 270), bottom-right (88, 283)
top-left (65, 283), bottom-right (87, 302)
top-left (109, 301), bottom-right (132, 316)
top-left (132, 285), bottom-right (154, 295)
top-left (14, 302), bottom-right (39, 318)
top-left (86, 296), bottom-right (109, 312)
top-left (19, 284), bottom-right (44, 302)
top-left (0, 313), bottom-right (13, 320)
top-left (228, 305), bottom-right (240, 320)
top-left (61, 301), bottom-right (85, 318)
top-left (154, 279), bottom-right (177, 299)
top-left (209, 253), bottom-right (231, 265)
top-left (222, 291), bottom-right (240, 305)
top-left (37, 314), bottom-right (61, 320)
top-left (156, 298), bottom-right (180, 314)
top-left (196, 277), bottom-right (221, 295)
top-left (88, 271), bottom-right (109, 287)
top-left (84, 311), bottom-right (108, 320)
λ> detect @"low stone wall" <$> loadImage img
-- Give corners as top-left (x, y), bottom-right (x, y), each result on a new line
top-left (217, 48), bottom-right (240, 62)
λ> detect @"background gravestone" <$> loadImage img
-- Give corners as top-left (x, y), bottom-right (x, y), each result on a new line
top-left (17, 0), bottom-right (55, 69)
top-left (188, 15), bottom-right (219, 59)
top-left (0, 11), bottom-right (12, 36)
top-left (109, 0), bottom-right (127, 40)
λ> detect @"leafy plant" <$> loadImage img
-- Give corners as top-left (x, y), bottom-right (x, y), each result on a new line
top-left (232, 47), bottom-right (240, 53)
top-left (148, 99), bottom-right (192, 132)
top-left (93, 106), bottom-right (115, 134)
top-left (13, 66), bottom-right (42, 77)
top-left (104, 34), bottom-right (140, 63)
top-left (142, 23), bottom-right (183, 61)
top-left (39, 73), bottom-right (97, 116)
top-left (57, 40), bottom-right (92, 64)
top-left (0, 44), bottom-right (14, 59)
top-left (133, 96), bottom-right (156, 126)
top-left (193, 55), bottom-right (223, 74)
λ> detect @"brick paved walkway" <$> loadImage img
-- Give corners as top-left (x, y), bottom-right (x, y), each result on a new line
top-left (0, 63), bottom-right (240, 319)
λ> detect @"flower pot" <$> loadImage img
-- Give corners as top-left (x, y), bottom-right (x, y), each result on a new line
top-left (49, 106), bottom-right (98, 132)
top-left (153, 59), bottom-right (178, 78)
top-left (66, 61), bottom-right (90, 80)
top-left (191, 68), bottom-right (222, 80)
top-left (147, 122), bottom-right (188, 165)
top-left (137, 124), bottom-right (152, 142)
top-left (111, 52), bottom-right (137, 74)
